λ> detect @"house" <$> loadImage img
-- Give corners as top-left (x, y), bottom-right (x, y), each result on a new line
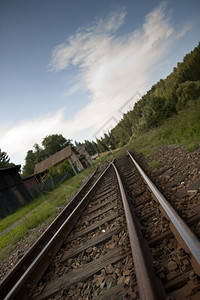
top-left (76, 146), bottom-right (93, 168)
top-left (0, 165), bottom-right (33, 218)
top-left (34, 145), bottom-right (84, 182)
top-left (23, 174), bottom-right (38, 189)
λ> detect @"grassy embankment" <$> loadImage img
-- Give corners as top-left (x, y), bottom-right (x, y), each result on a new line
top-left (127, 99), bottom-right (200, 168)
top-left (0, 155), bottom-right (107, 260)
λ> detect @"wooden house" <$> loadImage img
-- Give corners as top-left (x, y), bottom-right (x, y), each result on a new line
top-left (34, 145), bottom-right (84, 182)
top-left (76, 146), bottom-right (92, 168)
top-left (23, 174), bottom-right (38, 189)
top-left (0, 165), bottom-right (33, 218)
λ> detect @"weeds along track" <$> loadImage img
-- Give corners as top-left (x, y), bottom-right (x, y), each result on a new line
top-left (1, 153), bottom-right (200, 300)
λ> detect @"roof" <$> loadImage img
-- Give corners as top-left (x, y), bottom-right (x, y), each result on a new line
top-left (0, 165), bottom-right (21, 173)
top-left (34, 146), bottom-right (72, 175)
top-left (76, 145), bottom-right (86, 155)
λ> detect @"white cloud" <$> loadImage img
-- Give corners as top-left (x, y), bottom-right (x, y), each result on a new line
top-left (176, 24), bottom-right (192, 39)
top-left (49, 2), bottom-right (175, 135)
top-left (1, 110), bottom-right (65, 165)
top-left (1, 2), bottom-right (189, 166)
top-left (49, 7), bottom-right (127, 72)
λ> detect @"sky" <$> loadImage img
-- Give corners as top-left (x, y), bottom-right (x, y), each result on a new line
top-left (0, 0), bottom-right (200, 167)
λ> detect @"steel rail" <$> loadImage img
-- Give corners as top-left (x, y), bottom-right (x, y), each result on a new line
top-left (110, 161), bottom-right (163, 300)
top-left (2, 163), bottom-right (112, 300)
top-left (126, 148), bottom-right (200, 276)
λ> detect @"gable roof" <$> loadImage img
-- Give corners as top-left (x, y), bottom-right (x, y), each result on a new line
top-left (76, 145), bottom-right (86, 155)
top-left (34, 145), bottom-right (72, 175)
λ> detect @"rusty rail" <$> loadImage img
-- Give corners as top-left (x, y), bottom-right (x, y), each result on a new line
top-left (126, 149), bottom-right (200, 276)
top-left (111, 161), bottom-right (164, 300)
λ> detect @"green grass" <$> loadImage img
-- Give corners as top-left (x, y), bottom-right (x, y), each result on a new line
top-left (0, 160), bottom-right (108, 260)
top-left (137, 147), bottom-right (152, 157)
top-left (128, 98), bottom-right (200, 153)
top-left (149, 160), bottom-right (160, 170)
top-left (0, 197), bottom-right (45, 233)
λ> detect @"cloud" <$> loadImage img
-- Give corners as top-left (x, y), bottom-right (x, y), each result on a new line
top-left (49, 7), bottom-right (127, 72)
top-left (1, 2), bottom-right (188, 166)
top-left (176, 24), bottom-right (192, 39)
top-left (48, 2), bottom-right (175, 134)
top-left (1, 110), bottom-right (66, 164)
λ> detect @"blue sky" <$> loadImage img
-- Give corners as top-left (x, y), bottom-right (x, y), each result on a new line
top-left (0, 0), bottom-right (200, 166)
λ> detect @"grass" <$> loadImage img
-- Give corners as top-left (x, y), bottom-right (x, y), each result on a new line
top-left (149, 160), bottom-right (160, 170)
top-left (137, 147), bottom-right (152, 157)
top-left (128, 98), bottom-right (200, 153)
top-left (0, 197), bottom-right (44, 233)
top-left (0, 157), bottom-right (109, 260)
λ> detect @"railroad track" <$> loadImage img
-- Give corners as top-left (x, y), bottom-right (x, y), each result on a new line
top-left (1, 151), bottom-right (200, 299)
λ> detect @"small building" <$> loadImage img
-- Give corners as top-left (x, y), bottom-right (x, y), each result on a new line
top-left (34, 145), bottom-right (84, 182)
top-left (23, 174), bottom-right (38, 189)
top-left (76, 146), bottom-right (93, 168)
top-left (0, 165), bottom-right (33, 218)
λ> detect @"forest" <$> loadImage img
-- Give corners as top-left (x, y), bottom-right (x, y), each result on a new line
top-left (1, 42), bottom-right (200, 176)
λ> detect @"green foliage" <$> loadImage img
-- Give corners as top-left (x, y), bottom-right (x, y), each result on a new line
top-left (46, 166), bottom-right (59, 178)
top-left (96, 138), bottom-right (109, 152)
top-left (23, 203), bottom-right (56, 229)
top-left (0, 224), bottom-right (28, 252)
top-left (59, 159), bottom-right (73, 175)
top-left (149, 160), bottom-right (160, 170)
top-left (137, 147), bottom-right (151, 157)
top-left (176, 80), bottom-right (200, 110)
top-left (42, 134), bottom-right (72, 156)
top-left (0, 197), bottom-right (42, 232)
top-left (83, 140), bottom-right (98, 155)
top-left (0, 150), bottom-right (14, 168)
top-left (129, 98), bottom-right (200, 152)
top-left (186, 142), bottom-right (199, 152)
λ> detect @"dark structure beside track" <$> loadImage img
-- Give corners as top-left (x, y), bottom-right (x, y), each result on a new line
top-left (0, 165), bottom-right (33, 218)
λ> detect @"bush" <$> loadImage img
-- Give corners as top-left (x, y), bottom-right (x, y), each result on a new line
top-left (176, 80), bottom-right (200, 110)
top-left (59, 159), bottom-right (73, 175)
top-left (47, 166), bottom-right (59, 178)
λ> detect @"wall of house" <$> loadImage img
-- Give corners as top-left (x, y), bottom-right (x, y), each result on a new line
top-left (70, 152), bottom-right (84, 172)
top-left (23, 175), bottom-right (38, 189)
top-left (0, 167), bottom-right (33, 218)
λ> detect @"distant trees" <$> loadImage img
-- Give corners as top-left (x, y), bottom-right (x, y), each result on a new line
top-left (0, 149), bottom-right (14, 168)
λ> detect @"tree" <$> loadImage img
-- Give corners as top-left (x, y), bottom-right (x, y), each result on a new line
top-left (59, 159), bottom-right (74, 175)
top-left (22, 150), bottom-right (36, 177)
top-left (46, 166), bottom-right (59, 178)
top-left (42, 134), bottom-right (72, 156)
top-left (84, 140), bottom-right (97, 155)
top-left (33, 143), bottom-right (46, 164)
top-left (0, 149), bottom-right (13, 168)
top-left (176, 80), bottom-right (200, 110)
top-left (96, 138), bottom-right (109, 153)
